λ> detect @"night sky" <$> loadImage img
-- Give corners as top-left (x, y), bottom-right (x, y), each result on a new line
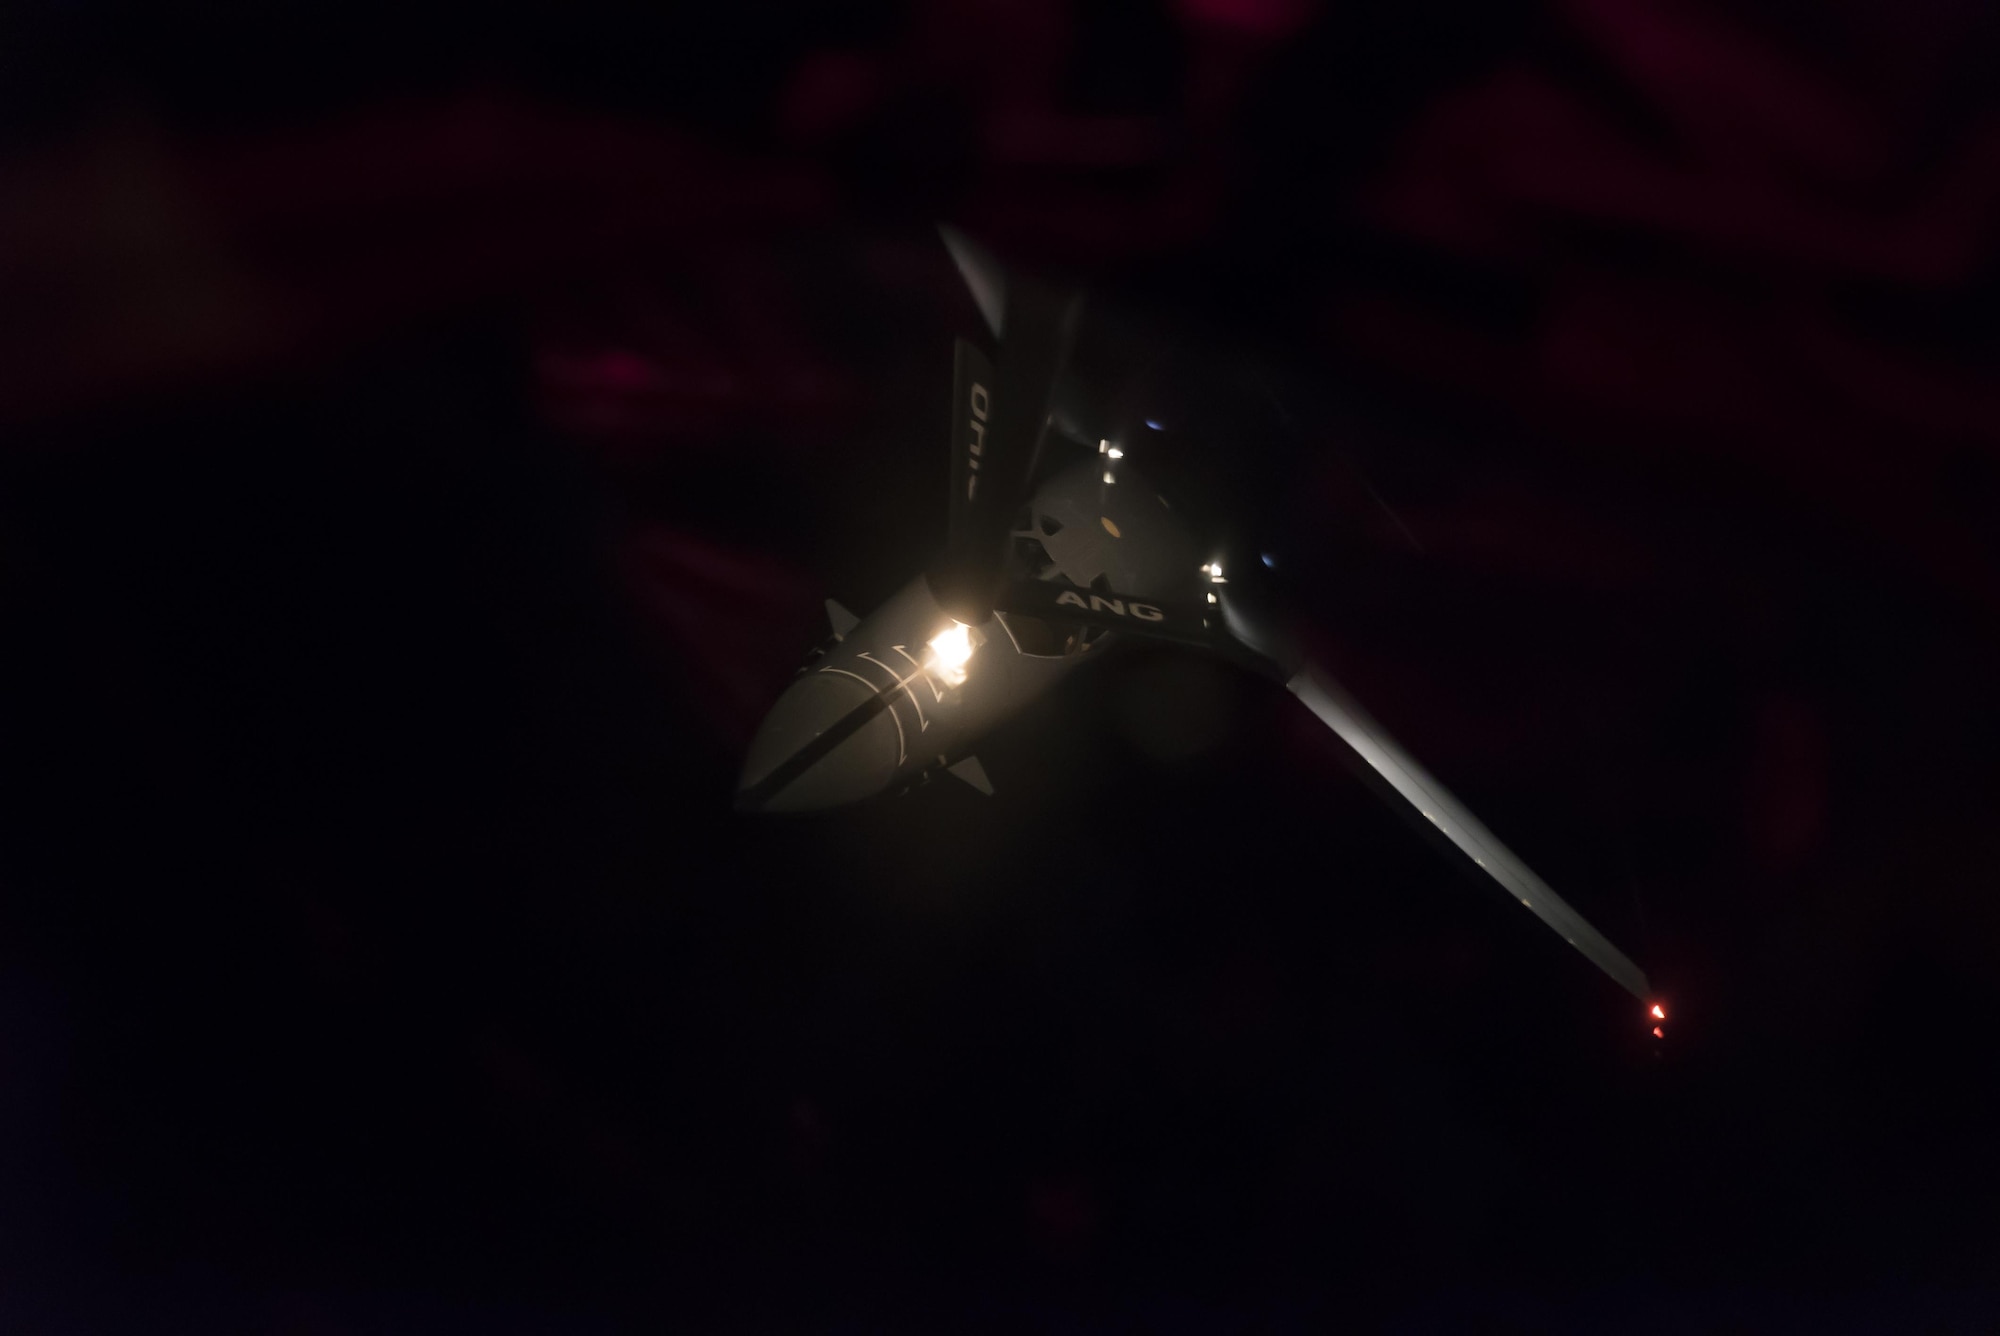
top-left (3, 2), bottom-right (1999, 1330)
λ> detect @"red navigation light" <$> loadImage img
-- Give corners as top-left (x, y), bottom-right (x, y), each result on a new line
top-left (1652, 1026), bottom-right (1664, 1038)
top-left (1649, 1004), bottom-right (1666, 1020)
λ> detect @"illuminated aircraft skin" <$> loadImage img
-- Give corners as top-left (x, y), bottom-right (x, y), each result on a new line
top-left (739, 228), bottom-right (1662, 1017)
top-left (736, 456), bottom-right (1197, 815)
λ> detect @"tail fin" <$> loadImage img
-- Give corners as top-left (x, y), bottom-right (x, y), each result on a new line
top-left (946, 755), bottom-right (994, 796)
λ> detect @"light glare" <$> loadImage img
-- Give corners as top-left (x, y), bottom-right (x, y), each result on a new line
top-left (927, 621), bottom-right (974, 687)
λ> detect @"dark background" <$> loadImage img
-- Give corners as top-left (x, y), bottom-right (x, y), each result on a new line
top-left (3, 1), bottom-right (1998, 1330)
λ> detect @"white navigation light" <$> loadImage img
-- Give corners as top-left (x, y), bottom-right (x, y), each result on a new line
top-left (927, 621), bottom-right (975, 687)
top-left (1106, 447), bottom-right (1124, 460)
top-left (1099, 439), bottom-right (1110, 455)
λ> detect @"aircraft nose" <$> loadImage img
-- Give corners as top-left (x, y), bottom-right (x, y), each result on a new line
top-left (736, 669), bottom-right (904, 813)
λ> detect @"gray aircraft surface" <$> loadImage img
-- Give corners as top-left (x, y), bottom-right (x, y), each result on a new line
top-left (738, 228), bottom-right (1665, 1026)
